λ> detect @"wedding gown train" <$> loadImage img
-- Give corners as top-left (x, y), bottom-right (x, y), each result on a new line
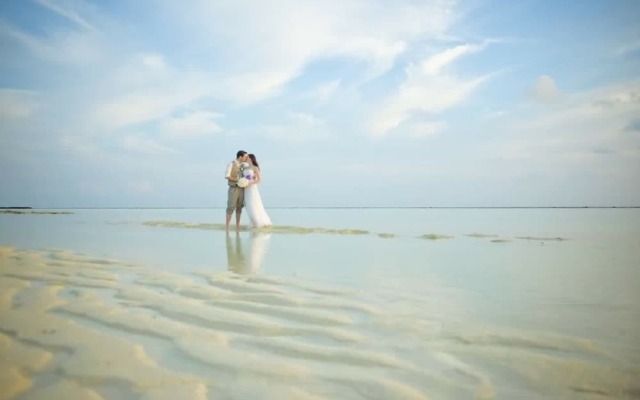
top-left (244, 184), bottom-right (271, 228)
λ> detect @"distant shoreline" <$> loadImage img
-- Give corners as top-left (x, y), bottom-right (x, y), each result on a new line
top-left (0, 209), bottom-right (73, 215)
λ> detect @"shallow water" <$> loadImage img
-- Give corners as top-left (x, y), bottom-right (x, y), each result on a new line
top-left (1, 208), bottom-right (639, 399)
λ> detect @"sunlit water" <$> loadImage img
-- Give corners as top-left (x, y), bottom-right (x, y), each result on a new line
top-left (1, 208), bottom-right (639, 399)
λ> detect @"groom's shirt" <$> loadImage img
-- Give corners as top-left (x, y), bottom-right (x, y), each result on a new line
top-left (225, 160), bottom-right (241, 187)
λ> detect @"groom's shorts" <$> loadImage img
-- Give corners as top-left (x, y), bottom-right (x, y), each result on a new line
top-left (226, 186), bottom-right (244, 214)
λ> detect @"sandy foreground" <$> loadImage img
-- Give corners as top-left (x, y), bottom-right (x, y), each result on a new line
top-left (1, 245), bottom-right (638, 400)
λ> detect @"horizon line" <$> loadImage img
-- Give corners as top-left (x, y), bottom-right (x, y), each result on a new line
top-left (2, 206), bottom-right (639, 210)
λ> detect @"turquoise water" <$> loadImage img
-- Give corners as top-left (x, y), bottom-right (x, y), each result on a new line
top-left (1, 208), bottom-right (639, 398)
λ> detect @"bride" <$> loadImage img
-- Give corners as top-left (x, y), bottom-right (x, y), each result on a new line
top-left (244, 154), bottom-right (272, 228)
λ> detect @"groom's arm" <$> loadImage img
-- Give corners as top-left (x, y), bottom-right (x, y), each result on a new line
top-left (225, 162), bottom-right (238, 183)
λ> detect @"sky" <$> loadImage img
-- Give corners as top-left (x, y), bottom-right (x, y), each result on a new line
top-left (1, 0), bottom-right (639, 208)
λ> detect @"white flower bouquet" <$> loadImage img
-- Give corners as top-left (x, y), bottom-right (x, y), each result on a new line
top-left (237, 162), bottom-right (254, 188)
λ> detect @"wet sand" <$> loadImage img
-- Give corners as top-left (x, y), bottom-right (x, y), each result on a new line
top-left (1, 245), bottom-right (638, 400)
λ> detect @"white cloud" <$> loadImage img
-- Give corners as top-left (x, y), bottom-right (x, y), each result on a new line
top-left (333, 37), bottom-right (407, 80)
top-left (371, 44), bottom-right (490, 137)
top-left (1, 19), bottom-right (105, 65)
top-left (2, 0), bottom-right (637, 207)
top-left (154, 0), bottom-right (458, 102)
top-left (139, 53), bottom-right (166, 70)
top-left (490, 80), bottom-right (640, 176)
top-left (103, 53), bottom-right (179, 95)
top-left (34, 0), bottom-right (97, 32)
top-left (421, 43), bottom-right (485, 75)
top-left (96, 93), bottom-right (174, 129)
top-left (519, 81), bottom-right (639, 131)
top-left (529, 75), bottom-right (562, 103)
top-left (160, 111), bottom-right (223, 137)
top-left (2, 0), bottom-right (463, 138)
top-left (95, 82), bottom-right (208, 129)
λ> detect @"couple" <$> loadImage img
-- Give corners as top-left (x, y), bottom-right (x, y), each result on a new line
top-left (224, 150), bottom-right (272, 232)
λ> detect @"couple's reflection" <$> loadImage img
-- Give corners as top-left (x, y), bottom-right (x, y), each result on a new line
top-left (226, 231), bottom-right (271, 274)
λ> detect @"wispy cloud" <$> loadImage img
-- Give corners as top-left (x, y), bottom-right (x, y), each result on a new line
top-left (160, 111), bottom-right (223, 138)
top-left (1, 19), bottom-right (105, 65)
top-left (491, 80), bottom-right (640, 173)
top-left (421, 43), bottom-right (485, 75)
top-left (33, 0), bottom-right (97, 32)
top-left (3, 0), bottom-right (637, 207)
top-left (370, 43), bottom-right (490, 137)
top-left (518, 81), bottom-right (640, 132)
top-left (94, 78), bottom-right (210, 130)
top-left (152, 0), bottom-right (457, 103)
top-left (2, 0), bottom-right (462, 143)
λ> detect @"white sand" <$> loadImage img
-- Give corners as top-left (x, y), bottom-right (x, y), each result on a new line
top-left (1, 245), bottom-right (638, 400)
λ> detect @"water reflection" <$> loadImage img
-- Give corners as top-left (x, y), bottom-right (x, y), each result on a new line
top-left (226, 232), bottom-right (271, 274)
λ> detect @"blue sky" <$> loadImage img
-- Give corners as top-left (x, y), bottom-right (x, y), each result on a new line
top-left (1, 0), bottom-right (639, 207)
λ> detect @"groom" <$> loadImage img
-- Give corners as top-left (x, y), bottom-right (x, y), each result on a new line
top-left (224, 150), bottom-right (249, 232)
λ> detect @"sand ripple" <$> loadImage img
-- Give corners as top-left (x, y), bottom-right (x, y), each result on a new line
top-left (1, 245), bottom-right (636, 399)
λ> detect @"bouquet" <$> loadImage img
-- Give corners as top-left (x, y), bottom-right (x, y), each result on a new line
top-left (237, 162), bottom-right (254, 188)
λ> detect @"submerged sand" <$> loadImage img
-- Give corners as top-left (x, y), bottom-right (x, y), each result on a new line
top-left (140, 220), bottom-right (572, 243)
top-left (1, 245), bottom-right (637, 399)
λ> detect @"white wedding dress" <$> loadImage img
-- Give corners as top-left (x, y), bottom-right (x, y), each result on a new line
top-left (244, 167), bottom-right (272, 228)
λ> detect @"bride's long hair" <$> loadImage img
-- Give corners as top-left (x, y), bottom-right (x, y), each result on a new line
top-left (248, 154), bottom-right (259, 169)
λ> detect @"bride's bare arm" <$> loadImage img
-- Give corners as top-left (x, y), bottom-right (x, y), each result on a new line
top-left (254, 168), bottom-right (262, 184)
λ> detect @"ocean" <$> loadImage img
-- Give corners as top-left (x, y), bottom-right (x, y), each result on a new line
top-left (1, 207), bottom-right (638, 399)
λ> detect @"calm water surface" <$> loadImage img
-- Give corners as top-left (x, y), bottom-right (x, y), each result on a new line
top-left (1, 207), bottom-right (639, 398)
